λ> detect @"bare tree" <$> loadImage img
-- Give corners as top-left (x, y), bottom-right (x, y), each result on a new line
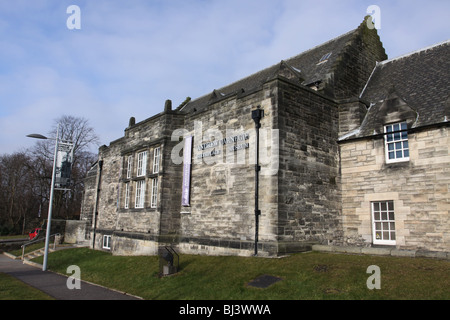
top-left (36, 115), bottom-right (100, 219)
top-left (0, 115), bottom-right (100, 235)
top-left (0, 152), bottom-right (37, 234)
top-left (50, 115), bottom-right (100, 156)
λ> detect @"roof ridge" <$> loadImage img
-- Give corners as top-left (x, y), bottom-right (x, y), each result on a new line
top-left (180, 28), bottom-right (359, 112)
top-left (283, 28), bottom-right (358, 65)
top-left (235, 27), bottom-right (358, 83)
top-left (379, 39), bottom-right (450, 65)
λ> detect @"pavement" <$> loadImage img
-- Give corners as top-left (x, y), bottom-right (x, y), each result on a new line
top-left (0, 253), bottom-right (142, 300)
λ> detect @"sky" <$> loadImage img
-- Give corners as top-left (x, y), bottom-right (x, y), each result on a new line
top-left (0, 0), bottom-right (449, 154)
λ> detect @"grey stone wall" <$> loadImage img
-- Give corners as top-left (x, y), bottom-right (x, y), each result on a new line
top-left (80, 162), bottom-right (98, 226)
top-left (96, 143), bottom-right (123, 232)
top-left (81, 76), bottom-right (353, 257)
top-left (277, 78), bottom-right (342, 246)
top-left (337, 98), bottom-right (367, 137)
top-left (178, 81), bottom-right (279, 256)
top-left (65, 220), bottom-right (87, 244)
top-left (329, 18), bottom-right (387, 100)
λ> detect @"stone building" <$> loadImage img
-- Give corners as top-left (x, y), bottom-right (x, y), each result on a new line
top-left (81, 17), bottom-right (449, 257)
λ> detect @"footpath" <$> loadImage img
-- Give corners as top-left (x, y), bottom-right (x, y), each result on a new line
top-left (0, 253), bottom-right (142, 300)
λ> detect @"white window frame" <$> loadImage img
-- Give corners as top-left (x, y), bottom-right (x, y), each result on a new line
top-left (102, 235), bottom-right (112, 250)
top-left (135, 180), bottom-right (146, 208)
top-left (137, 151), bottom-right (147, 177)
top-left (153, 147), bottom-right (161, 174)
top-left (126, 155), bottom-right (132, 179)
top-left (371, 201), bottom-right (396, 245)
top-left (124, 182), bottom-right (130, 209)
top-left (150, 178), bottom-right (158, 208)
top-left (384, 122), bottom-right (409, 163)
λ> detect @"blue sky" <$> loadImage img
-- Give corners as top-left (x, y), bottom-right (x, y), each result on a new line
top-left (1, 0), bottom-right (449, 154)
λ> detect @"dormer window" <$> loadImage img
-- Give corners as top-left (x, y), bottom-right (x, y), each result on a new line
top-left (317, 52), bottom-right (332, 65)
top-left (384, 122), bottom-right (409, 163)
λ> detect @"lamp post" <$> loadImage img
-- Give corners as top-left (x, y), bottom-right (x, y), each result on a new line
top-left (251, 106), bottom-right (264, 256)
top-left (27, 126), bottom-right (60, 271)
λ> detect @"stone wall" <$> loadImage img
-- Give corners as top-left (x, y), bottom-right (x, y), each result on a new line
top-left (82, 104), bottom-right (185, 254)
top-left (80, 162), bottom-right (98, 226)
top-left (95, 142), bottom-right (123, 231)
top-left (340, 126), bottom-right (449, 252)
top-left (277, 78), bottom-right (342, 247)
top-left (178, 81), bottom-right (280, 256)
top-left (64, 220), bottom-right (87, 244)
top-left (81, 77), bottom-right (350, 257)
top-left (337, 98), bottom-right (367, 137)
top-left (158, 112), bottom-right (186, 241)
top-left (330, 18), bottom-right (387, 100)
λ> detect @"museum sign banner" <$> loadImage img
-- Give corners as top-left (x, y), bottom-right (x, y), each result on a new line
top-left (181, 135), bottom-right (193, 206)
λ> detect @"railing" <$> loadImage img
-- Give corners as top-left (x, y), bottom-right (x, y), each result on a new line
top-left (21, 233), bottom-right (61, 261)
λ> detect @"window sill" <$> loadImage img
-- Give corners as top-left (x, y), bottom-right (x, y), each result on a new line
top-left (119, 207), bottom-right (158, 213)
top-left (386, 158), bottom-right (410, 165)
top-left (383, 160), bottom-right (410, 170)
top-left (373, 241), bottom-right (396, 246)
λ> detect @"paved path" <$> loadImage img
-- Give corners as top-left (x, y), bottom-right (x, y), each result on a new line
top-left (0, 254), bottom-right (142, 300)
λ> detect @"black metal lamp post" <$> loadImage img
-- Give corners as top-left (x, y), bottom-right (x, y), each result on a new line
top-left (251, 106), bottom-right (264, 256)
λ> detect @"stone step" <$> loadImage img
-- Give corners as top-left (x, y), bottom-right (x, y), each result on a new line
top-left (23, 247), bottom-right (55, 260)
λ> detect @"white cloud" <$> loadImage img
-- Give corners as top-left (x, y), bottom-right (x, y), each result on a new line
top-left (0, 0), bottom-right (449, 154)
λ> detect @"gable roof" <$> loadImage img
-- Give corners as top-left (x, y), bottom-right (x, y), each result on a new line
top-left (180, 26), bottom-right (361, 114)
top-left (353, 40), bottom-right (450, 138)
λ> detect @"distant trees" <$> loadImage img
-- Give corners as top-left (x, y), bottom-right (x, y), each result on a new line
top-left (0, 152), bottom-right (35, 235)
top-left (0, 115), bottom-right (99, 235)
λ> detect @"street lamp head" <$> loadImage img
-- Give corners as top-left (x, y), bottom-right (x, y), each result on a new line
top-left (26, 133), bottom-right (48, 140)
top-left (252, 106), bottom-right (264, 129)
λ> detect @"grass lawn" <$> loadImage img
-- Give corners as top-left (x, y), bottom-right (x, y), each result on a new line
top-left (0, 235), bottom-right (28, 240)
top-left (32, 248), bottom-right (449, 300)
top-left (0, 272), bottom-right (54, 300)
top-left (8, 242), bottom-right (45, 257)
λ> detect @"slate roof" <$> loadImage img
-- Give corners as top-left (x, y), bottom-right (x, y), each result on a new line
top-left (177, 17), bottom-right (449, 141)
top-left (352, 40), bottom-right (450, 139)
top-left (180, 28), bottom-right (359, 113)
